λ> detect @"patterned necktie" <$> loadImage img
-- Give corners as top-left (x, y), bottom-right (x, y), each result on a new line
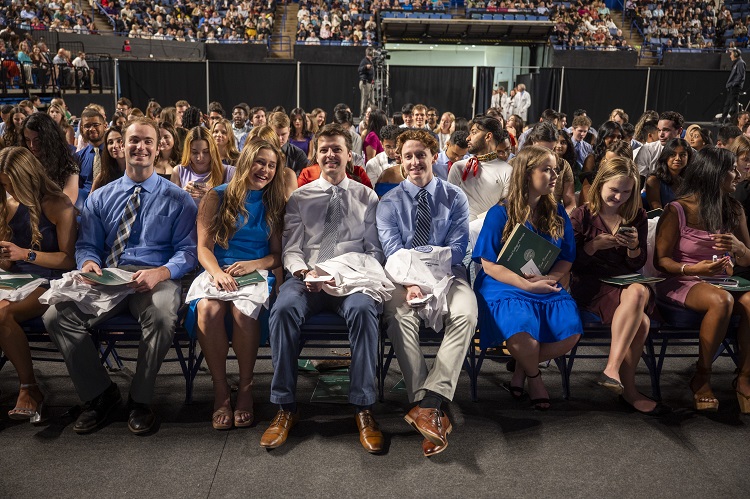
top-left (412, 189), bottom-right (431, 248)
top-left (93, 146), bottom-right (102, 180)
top-left (106, 186), bottom-right (141, 268)
top-left (318, 186), bottom-right (341, 262)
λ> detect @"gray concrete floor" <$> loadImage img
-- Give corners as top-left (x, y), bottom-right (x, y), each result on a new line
top-left (1, 343), bottom-right (749, 499)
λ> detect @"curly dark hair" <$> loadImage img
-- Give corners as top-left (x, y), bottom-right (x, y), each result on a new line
top-left (2, 106), bottom-right (28, 147)
top-left (181, 106), bottom-right (203, 130)
top-left (22, 113), bottom-right (79, 190)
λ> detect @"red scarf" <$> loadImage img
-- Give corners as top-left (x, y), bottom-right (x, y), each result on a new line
top-left (461, 152), bottom-right (498, 181)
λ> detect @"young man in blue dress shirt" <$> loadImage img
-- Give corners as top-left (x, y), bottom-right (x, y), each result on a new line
top-left (376, 129), bottom-right (477, 457)
top-left (44, 117), bottom-right (198, 435)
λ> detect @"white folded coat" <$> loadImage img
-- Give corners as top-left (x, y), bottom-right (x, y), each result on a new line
top-left (185, 270), bottom-right (270, 320)
top-left (38, 269), bottom-right (136, 316)
top-left (314, 252), bottom-right (395, 304)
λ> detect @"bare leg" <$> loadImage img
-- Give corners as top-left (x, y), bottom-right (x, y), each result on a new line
top-left (605, 284), bottom-right (650, 383)
top-left (732, 293), bottom-right (750, 397)
top-left (0, 290), bottom-right (48, 415)
top-left (620, 313), bottom-right (658, 412)
top-left (230, 305), bottom-right (261, 426)
top-left (506, 332), bottom-right (549, 409)
top-left (684, 283), bottom-right (734, 405)
top-left (195, 299), bottom-right (232, 426)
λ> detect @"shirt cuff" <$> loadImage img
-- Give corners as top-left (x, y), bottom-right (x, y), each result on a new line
top-left (163, 263), bottom-right (178, 280)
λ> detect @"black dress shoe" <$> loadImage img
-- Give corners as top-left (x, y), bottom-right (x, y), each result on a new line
top-left (74, 382), bottom-right (122, 434)
top-left (127, 398), bottom-right (155, 435)
top-left (619, 395), bottom-right (672, 417)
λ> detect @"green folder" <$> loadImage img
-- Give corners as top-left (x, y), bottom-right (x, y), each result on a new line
top-left (233, 270), bottom-right (266, 287)
top-left (497, 223), bottom-right (561, 276)
top-left (0, 273), bottom-right (42, 290)
top-left (702, 276), bottom-right (750, 292)
top-left (600, 274), bottom-right (665, 286)
top-left (80, 269), bottom-right (133, 286)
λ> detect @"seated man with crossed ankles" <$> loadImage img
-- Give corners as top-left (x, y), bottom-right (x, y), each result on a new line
top-left (377, 129), bottom-right (477, 457)
top-left (43, 117), bottom-right (198, 435)
top-left (261, 124), bottom-right (385, 454)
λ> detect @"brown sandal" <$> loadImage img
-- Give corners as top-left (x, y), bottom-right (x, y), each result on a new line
top-left (691, 364), bottom-right (719, 412)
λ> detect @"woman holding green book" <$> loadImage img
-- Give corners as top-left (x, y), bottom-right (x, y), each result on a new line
top-left (0, 147), bottom-right (77, 423)
top-left (570, 157), bottom-right (668, 416)
top-left (186, 138), bottom-right (286, 430)
top-left (473, 146), bottom-right (582, 410)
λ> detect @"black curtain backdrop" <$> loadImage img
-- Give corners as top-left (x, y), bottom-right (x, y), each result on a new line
top-left (389, 66), bottom-right (474, 119)
top-left (559, 68), bottom-right (649, 127)
top-left (475, 66), bottom-right (495, 114)
top-left (299, 63), bottom-right (360, 118)
top-left (118, 60), bottom-right (207, 111)
top-left (209, 62), bottom-right (296, 113)
top-left (646, 69), bottom-right (728, 122)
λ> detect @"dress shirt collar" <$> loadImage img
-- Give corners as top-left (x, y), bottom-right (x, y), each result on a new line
top-left (318, 174), bottom-right (351, 192)
top-left (121, 170), bottom-right (158, 193)
top-left (402, 176), bottom-right (438, 199)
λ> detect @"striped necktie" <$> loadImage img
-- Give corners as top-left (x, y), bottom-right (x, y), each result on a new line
top-left (106, 186), bottom-right (141, 268)
top-left (93, 146), bottom-right (102, 180)
top-left (318, 185), bottom-right (341, 263)
top-left (412, 188), bottom-right (431, 248)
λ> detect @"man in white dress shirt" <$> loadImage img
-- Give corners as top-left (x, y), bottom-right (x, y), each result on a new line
top-left (447, 116), bottom-right (513, 221)
top-left (261, 124), bottom-right (385, 454)
top-left (634, 111), bottom-right (684, 181)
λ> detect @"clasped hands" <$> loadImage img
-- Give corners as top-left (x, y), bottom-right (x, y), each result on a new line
top-left (211, 261), bottom-right (257, 292)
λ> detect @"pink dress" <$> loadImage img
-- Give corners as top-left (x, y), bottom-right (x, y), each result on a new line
top-left (655, 201), bottom-right (727, 306)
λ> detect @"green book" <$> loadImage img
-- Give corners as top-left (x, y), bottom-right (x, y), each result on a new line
top-left (0, 273), bottom-right (43, 290)
top-left (233, 270), bottom-right (266, 287)
top-left (600, 274), bottom-right (665, 286)
top-left (497, 223), bottom-right (561, 276)
top-left (80, 269), bottom-right (133, 286)
top-left (702, 276), bottom-right (750, 291)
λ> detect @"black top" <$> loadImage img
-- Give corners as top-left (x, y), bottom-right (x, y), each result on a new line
top-left (358, 57), bottom-right (374, 83)
top-left (727, 57), bottom-right (746, 90)
top-left (282, 142), bottom-right (310, 176)
top-left (8, 203), bottom-right (62, 278)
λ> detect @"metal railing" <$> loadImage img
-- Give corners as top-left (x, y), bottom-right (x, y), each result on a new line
top-left (0, 58), bottom-right (114, 95)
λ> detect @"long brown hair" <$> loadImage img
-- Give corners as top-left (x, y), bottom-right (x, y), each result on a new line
top-left (0, 147), bottom-right (70, 249)
top-left (208, 138), bottom-right (286, 249)
top-left (180, 126), bottom-right (225, 189)
top-left (211, 118), bottom-right (240, 164)
top-left (92, 127), bottom-right (125, 192)
top-left (503, 145), bottom-right (564, 242)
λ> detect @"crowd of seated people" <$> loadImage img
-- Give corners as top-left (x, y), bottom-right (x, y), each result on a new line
top-left (2, 92), bottom-right (750, 461)
top-left (629, 0), bottom-right (750, 51)
top-left (295, 0), bottom-right (381, 45)
top-left (0, 1), bottom-right (97, 34)
top-left (550, 0), bottom-right (635, 51)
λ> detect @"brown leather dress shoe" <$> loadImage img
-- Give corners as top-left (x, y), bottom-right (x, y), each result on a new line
top-left (421, 413), bottom-right (452, 457)
top-left (355, 409), bottom-right (383, 454)
top-left (260, 409), bottom-right (299, 449)
top-left (404, 405), bottom-right (452, 446)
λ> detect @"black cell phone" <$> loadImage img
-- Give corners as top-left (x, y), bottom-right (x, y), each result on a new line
top-left (617, 226), bottom-right (636, 235)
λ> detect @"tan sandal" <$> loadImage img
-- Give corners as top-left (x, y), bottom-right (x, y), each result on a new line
top-left (212, 406), bottom-right (233, 430)
top-left (733, 373), bottom-right (750, 414)
top-left (691, 364), bottom-right (719, 412)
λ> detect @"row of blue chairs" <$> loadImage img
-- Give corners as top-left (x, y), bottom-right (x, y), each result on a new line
top-left (380, 11), bottom-right (453, 20)
top-left (1, 288), bottom-right (739, 406)
top-left (468, 13), bottom-right (550, 21)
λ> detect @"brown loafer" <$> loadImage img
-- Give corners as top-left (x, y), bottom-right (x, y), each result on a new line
top-left (404, 405), bottom-right (452, 446)
top-left (355, 409), bottom-right (384, 454)
top-left (260, 409), bottom-right (299, 449)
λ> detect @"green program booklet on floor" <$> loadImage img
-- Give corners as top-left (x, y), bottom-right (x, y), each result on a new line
top-left (310, 374), bottom-right (350, 404)
top-left (600, 274), bottom-right (665, 286)
top-left (497, 223), bottom-right (561, 276)
top-left (0, 272), bottom-right (42, 289)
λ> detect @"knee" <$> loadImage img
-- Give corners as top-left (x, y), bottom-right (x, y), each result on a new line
top-left (197, 299), bottom-right (226, 323)
top-left (0, 304), bottom-right (11, 325)
top-left (625, 284), bottom-right (650, 307)
top-left (706, 291), bottom-right (734, 315)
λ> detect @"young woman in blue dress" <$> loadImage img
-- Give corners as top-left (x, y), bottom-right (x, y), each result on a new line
top-left (192, 138), bottom-right (286, 430)
top-left (473, 145), bottom-right (583, 410)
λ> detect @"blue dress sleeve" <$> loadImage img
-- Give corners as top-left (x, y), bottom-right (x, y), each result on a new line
top-left (472, 204), bottom-right (507, 264)
top-left (558, 203), bottom-right (576, 263)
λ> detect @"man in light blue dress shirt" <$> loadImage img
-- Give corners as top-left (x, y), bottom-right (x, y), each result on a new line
top-left (376, 129), bottom-right (478, 457)
top-left (44, 117), bottom-right (198, 435)
top-left (74, 107), bottom-right (107, 211)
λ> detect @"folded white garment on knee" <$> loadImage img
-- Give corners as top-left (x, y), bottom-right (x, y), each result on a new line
top-left (185, 270), bottom-right (270, 320)
top-left (384, 247), bottom-right (455, 331)
top-left (38, 269), bottom-right (135, 316)
top-left (0, 277), bottom-right (48, 302)
top-left (642, 217), bottom-right (659, 277)
top-left (314, 252), bottom-right (395, 303)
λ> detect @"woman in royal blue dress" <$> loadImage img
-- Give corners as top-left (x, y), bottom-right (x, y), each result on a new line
top-left (473, 145), bottom-right (583, 410)
top-left (191, 138), bottom-right (286, 430)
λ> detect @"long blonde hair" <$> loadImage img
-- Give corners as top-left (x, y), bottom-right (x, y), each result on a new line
top-left (209, 139), bottom-right (286, 249)
top-left (503, 145), bottom-right (564, 242)
top-left (211, 118), bottom-right (240, 164)
top-left (587, 156), bottom-right (641, 224)
top-left (0, 147), bottom-right (70, 250)
top-left (181, 126), bottom-right (226, 189)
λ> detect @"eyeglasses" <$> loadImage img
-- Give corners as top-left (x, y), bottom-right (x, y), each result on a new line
top-left (81, 123), bottom-right (103, 130)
